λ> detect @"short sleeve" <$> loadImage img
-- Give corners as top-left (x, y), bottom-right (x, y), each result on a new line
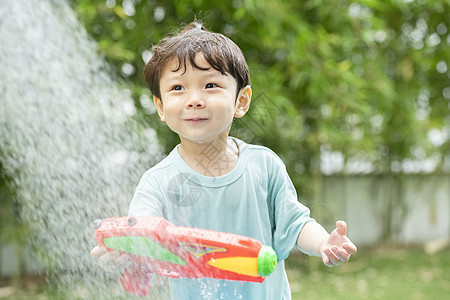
top-left (128, 172), bottom-right (165, 217)
top-left (269, 156), bottom-right (315, 260)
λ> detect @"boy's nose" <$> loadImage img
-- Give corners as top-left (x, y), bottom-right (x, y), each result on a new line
top-left (185, 96), bottom-right (205, 109)
top-left (187, 102), bottom-right (204, 108)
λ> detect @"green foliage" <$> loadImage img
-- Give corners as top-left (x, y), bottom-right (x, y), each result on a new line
top-left (0, 162), bottom-right (29, 246)
top-left (286, 247), bottom-right (450, 300)
top-left (0, 160), bottom-right (30, 286)
top-left (70, 0), bottom-right (449, 205)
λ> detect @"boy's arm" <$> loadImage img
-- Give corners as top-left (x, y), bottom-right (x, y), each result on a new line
top-left (296, 220), bottom-right (357, 267)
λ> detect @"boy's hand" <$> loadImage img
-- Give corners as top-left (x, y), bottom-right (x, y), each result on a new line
top-left (319, 221), bottom-right (357, 267)
top-left (90, 246), bottom-right (132, 273)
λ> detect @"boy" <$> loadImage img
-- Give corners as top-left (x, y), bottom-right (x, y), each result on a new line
top-left (91, 22), bottom-right (357, 299)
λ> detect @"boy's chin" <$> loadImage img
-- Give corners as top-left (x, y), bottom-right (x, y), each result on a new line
top-left (179, 134), bottom-right (227, 145)
top-left (178, 130), bottom-right (232, 145)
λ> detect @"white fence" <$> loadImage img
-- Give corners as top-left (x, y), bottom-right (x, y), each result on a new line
top-left (1, 174), bottom-right (449, 276)
top-left (320, 174), bottom-right (450, 246)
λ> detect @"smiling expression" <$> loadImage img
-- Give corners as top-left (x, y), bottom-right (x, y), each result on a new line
top-left (154, 53), bottom-right (251, 145)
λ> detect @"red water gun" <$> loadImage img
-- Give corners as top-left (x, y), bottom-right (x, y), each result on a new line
top-left (94, 216), bottom-right (278, 297)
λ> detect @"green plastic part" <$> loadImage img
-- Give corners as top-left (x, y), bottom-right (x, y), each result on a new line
top-left (257, 246), bottom-right (277, 276)
top-left (103, 236), bottom-right (186, 265)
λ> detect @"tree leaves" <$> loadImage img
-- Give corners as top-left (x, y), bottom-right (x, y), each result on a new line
top-left (72, 0), bottom-right (450, 195)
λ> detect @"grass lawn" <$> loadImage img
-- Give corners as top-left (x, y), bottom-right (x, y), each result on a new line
top-left (285, 246), bottom-right (450, 300)
top-left (1, 246), bottom-right (449, 299)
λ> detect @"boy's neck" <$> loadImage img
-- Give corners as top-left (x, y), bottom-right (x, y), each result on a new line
top-left (178, 136), bottom-right (239, 177)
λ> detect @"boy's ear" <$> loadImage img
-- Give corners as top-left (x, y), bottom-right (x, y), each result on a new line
top-left (234, 85), bottom-right (252, 118)
top-left (153, 95), bottom-right (165, 122)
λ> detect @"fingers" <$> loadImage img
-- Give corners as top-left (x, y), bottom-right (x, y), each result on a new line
top-left (100, 251), bottom-right (132, 272)
top-left (321, 249), bottom-right (333, 267)
top-left (113, 253), bottom-right (132, 272)
top-left (90, 246), bottom-right (132, 273)
top-left (321, 245), bottom-right (353, 268)
top-left (90, 246), bottom-right (108, 259)
top-left (335, 220), bottom-right (347, 236)
top-left (98, 249), bottom-right (121, 266)
top-left (322, 248), bottom-right (342, 267)
top-left (343, 242), bottom-right (358, 255)
top-left (321, 220), bottom-right (357, 267)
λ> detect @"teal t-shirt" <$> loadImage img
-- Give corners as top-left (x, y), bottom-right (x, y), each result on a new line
top-left (129, 137), bottom-right (315, 299)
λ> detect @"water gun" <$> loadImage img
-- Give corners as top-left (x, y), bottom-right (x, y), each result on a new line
top-left (94, 216), bottom-right (278, 297)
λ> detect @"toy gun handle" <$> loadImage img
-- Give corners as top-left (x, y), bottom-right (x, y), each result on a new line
top-left (120, 264), bottom-right (183, 297)
top-left (120, 263), bottom-right (153, 297)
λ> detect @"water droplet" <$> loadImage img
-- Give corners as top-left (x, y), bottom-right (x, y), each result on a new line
top-left (127, 217), bottom-right (137, 226)
top-left (92, 219), bottom-right (102, 229)
top-left (0, 1), bottom-right (162, 298)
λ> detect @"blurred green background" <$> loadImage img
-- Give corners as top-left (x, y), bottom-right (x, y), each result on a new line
top-left (70, 0), bottom-right (450, 209)
top-left (1, 0), bottom-right (449, 299)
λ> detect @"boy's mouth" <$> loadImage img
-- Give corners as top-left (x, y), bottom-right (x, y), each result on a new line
top-left (184, 117), bottom-right (209, 123)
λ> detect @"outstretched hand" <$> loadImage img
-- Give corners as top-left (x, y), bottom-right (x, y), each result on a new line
top-left (320, 221), bottom-right (357, 267)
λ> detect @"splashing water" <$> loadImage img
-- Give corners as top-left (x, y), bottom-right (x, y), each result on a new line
top-left (0, 0), bottom-right (166, 298)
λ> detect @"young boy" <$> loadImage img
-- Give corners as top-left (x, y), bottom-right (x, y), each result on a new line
top-left (91, 22), bottom-right (357, 299)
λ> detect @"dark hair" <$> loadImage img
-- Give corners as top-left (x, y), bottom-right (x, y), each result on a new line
top-left (144, 22), bottom-right (250, 99)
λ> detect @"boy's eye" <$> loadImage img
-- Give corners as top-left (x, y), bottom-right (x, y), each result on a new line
top-left (171, 85), bottom-right (184, 91)
top-left (205, 83), bottom-right (218, 89)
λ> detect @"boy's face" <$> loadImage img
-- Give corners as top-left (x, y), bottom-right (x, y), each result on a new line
top-left (154, 53), bottom-right (251, 145)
